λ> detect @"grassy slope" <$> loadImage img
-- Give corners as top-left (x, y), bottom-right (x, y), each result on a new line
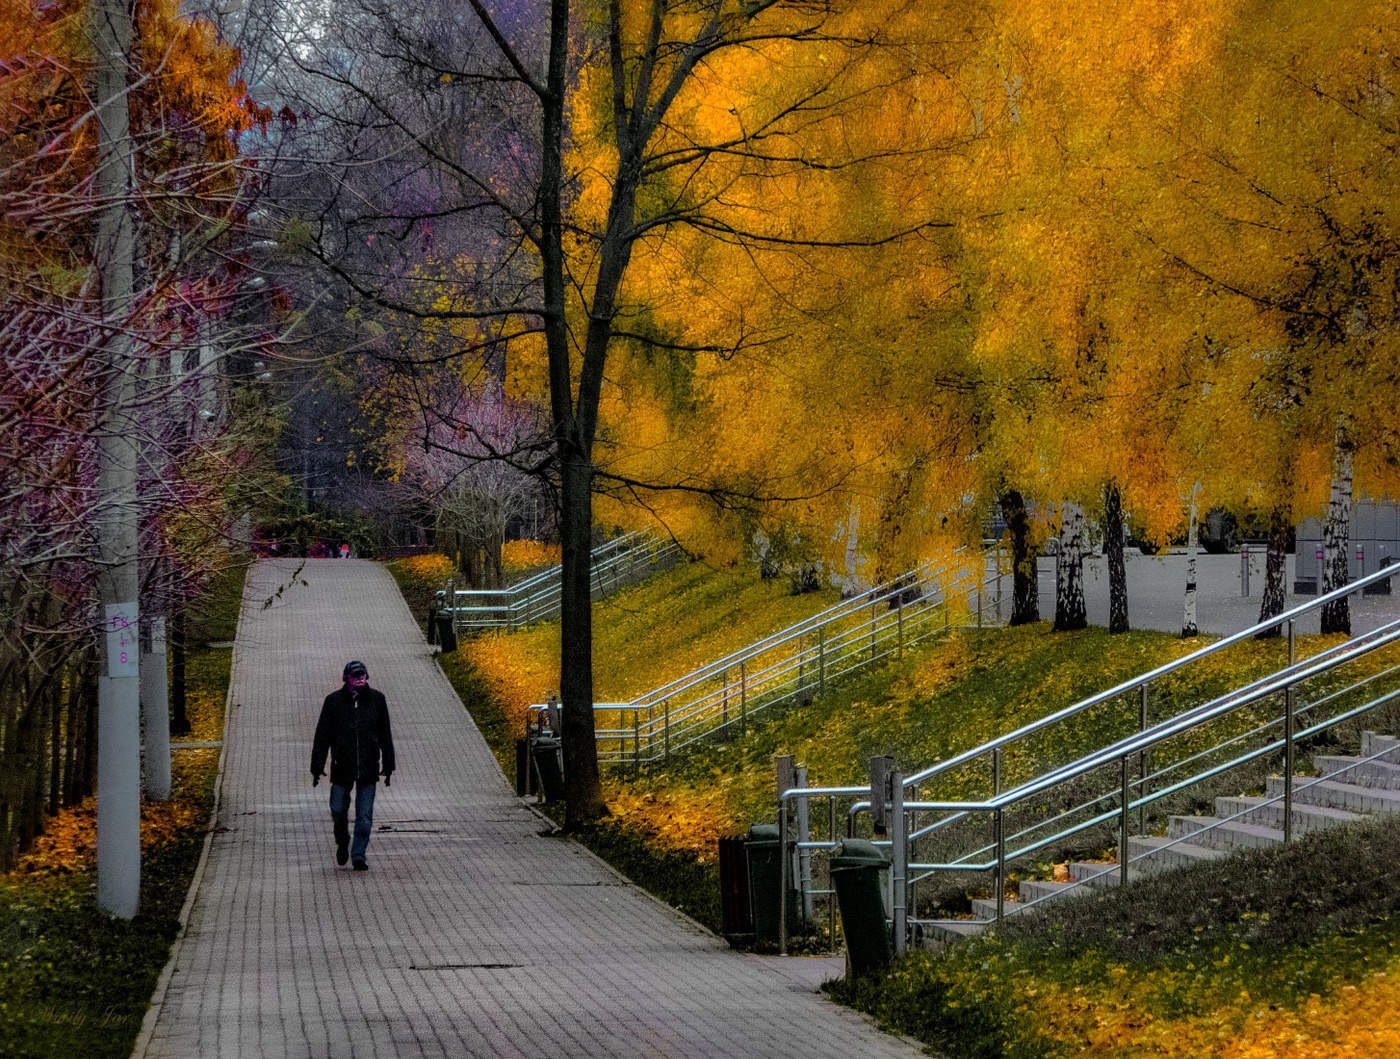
top-left (423, 557), bottom-right (1400, 1054)
top-left (0, 564), bottom-right (245, 1058)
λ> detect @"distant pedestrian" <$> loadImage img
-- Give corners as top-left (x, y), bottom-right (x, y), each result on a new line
top-left (339, 542), bottom-right (350, 559)
top-left (311, 660), bottom-right (395, 871)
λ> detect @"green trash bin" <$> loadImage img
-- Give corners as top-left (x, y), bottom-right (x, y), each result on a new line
top-left (831, 838), bottom-right (892, 976)
top-left (745, 823), bottom-right (801, 946)
top-left (531, 734), bottom-right (565, 802)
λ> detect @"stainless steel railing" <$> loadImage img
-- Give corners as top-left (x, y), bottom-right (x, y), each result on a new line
top-left (550, 544), bottom-right (1009, 767)
top-left (443, 532), bottom-right (682, 632)
top-left (776, 561), bottom-right (1400, 954)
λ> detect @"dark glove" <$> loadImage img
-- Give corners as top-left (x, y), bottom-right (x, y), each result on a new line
top-left (312, 771), bottom-right (322, 787)
top-left (382, 772), bottom-right (392, 787)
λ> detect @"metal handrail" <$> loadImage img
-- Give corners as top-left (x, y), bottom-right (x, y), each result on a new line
top-left (445, 533), bottom-right (681, 631)
top-left (629, 552), bottom-right (970, 709)
top-left (774, 561), bottom-right (1400, 954)
top-left (905, 622), bottom-right (1400, 816)
top-left (809, 559), bottom-right (1400, 811)
top-left (580, 546), bottom-right (1008, 766)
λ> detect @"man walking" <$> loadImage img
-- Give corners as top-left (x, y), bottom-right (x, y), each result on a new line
top-left (311, 660), bottom-right (395, 871)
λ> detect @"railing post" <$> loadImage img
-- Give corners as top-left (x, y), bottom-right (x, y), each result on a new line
top-left (1284, 622), bottom-right (1295, 844)
top-left (1120, 756), bottom-right (1131, 886)
top-left (740, 661), bottom-right (747, 735)
top-left (722, 668), bottom-right (729, 727)
top-left (976, 579), bottom-right (983, 629)
top-left (891, 768), bottom-right (906, 955)
top-left (633, 709), bottom-right (640, 772)
top-left (664, 698), bottom-right (671, 764)
top-left (829, 796), bottom-right (839, 952)
top-left (994, 807), bottom-right (1006, 922)
top-left (992, 745), bottom-right (1002, 795)
top-left (818, 628), bottom-right (825, 694)
top-left (778, 791), bottom-right (790, 956)
top-left (1138, 683), bottom-right (1149, 835)
top-left (897, 594), bottom-right (905, 657)
top-left (870, 593), bottom-right (877, 661)
top-left (796, 765), bottom-right (814, 924)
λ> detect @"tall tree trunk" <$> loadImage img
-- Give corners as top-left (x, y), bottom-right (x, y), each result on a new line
top-left (1320, 424), bottom-right (1354, 635)
top-left (140, 611), bottom-right (171, 799)
top-left (64, 656), bottom-right (83, 806)
top-left (559, 447), bottom-right (606, 825)
top-left (1182, 485), bottom-right (1200, 637)
top-left (170, 607), bottom-right (190, 735)
top-left (82, 655), bottom-right (100, 799)
top-left (1104, 482), bottom-right (1130, 634)
top-left (50, 671), bottom-right (62, 816)
top-left (92, 0), bottom-right (142, 918)
top-left (999, 490), bottom-right (1039, 625)
top-left (1255, 505), bottom-right (1290, 639)
top-left (1053, 502), bottom-right (1087, 631)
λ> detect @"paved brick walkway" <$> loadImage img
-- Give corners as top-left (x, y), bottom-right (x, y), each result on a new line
top-left (135, 560), bottom-right (922, 1058)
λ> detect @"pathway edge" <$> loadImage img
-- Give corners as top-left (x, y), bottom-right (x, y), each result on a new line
top-left (129, 565), bottom-right (252, 1059)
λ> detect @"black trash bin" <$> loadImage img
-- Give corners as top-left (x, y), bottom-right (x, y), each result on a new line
top-left (531, 734), bottom-right (565, 802)
top-left (435, 609), bottom-right (458, 653)
top-left (831, 838), bottom-right (892, 976)
top-left (745, 823), bottom-right (801, 947)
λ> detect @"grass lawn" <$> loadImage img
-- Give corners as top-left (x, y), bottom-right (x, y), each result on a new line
top-left (0, 563), bottom-right (245, 1058)
top-left (419, 553), bottom-right (1400, 1056)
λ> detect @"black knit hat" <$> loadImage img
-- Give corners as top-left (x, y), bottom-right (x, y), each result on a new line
top-left (343, 660), bottom-right (368, 680)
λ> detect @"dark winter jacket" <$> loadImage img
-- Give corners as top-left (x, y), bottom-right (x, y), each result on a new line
top-left (311, 685), bottom-right (395, 786)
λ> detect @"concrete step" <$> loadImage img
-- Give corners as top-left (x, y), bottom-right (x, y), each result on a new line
top-left (1214, 794), bottom-right (1364, 834)
top-left (921, 919), bottom-right (989, 944)
top-left (1266, 774), bottom-right (1400, 814)
top-left (1314, 754), bottom-right (1400, 790)
top-left (1361, 730), bottom-right (1400, 764)
top-left (970, 896), bottom-right (1029, 920)
top-left (1168, 815), bottom-right (1284, 851)
top-left (1126, 834), bottom-right (1225, 872)
top-left (1017, 878), bottom-right (1083, 904)
top-left (1069, 861), bottom-right (1123, 887)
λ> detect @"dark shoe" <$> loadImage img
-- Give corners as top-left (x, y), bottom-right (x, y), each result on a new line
top-left (336, 843), bottom-right (348, 866)
top-left (353, 860), bottom-right (368, 872)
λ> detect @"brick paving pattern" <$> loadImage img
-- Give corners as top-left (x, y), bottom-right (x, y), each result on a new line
top-left (136, 560), bottom-right (922, 1058)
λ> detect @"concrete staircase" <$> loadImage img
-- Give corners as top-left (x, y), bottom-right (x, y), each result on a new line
top-left (938, 731), bottom-right (1400, 942)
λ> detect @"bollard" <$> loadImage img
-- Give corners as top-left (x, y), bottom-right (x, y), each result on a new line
top-left (1241, 544), bottom-right (1250, 596)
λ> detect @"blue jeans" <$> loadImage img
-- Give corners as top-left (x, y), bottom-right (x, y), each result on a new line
top-left (329, 782), bottom-right (376, 861)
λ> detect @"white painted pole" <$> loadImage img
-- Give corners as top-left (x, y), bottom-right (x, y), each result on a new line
top-left (93, 0), bottom-right (142, 918)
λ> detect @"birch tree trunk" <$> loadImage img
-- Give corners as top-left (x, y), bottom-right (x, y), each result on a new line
top-left (93, 0), bottom-right (142, 918)
top-left (999, 490), bottom-right (1039, 625)
top-left (1255, 505), bottom-right (1289, 639)
top-left (1182, 485), bottom-right (1200, 637)
top-left (1104, 482), bottom-right (1129, 634)
top-left (1053, 502), bottom-right (1087, 631)
top-left (1320, 425), bottom-right (1354, 635)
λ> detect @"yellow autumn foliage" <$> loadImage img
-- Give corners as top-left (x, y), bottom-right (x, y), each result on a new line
top-left (501, 540), bottom-right (560, 573)
top-left (394, 553), bottom-right (455, 586)
top-left (1026, 959), bottom-right (1400, 1057)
